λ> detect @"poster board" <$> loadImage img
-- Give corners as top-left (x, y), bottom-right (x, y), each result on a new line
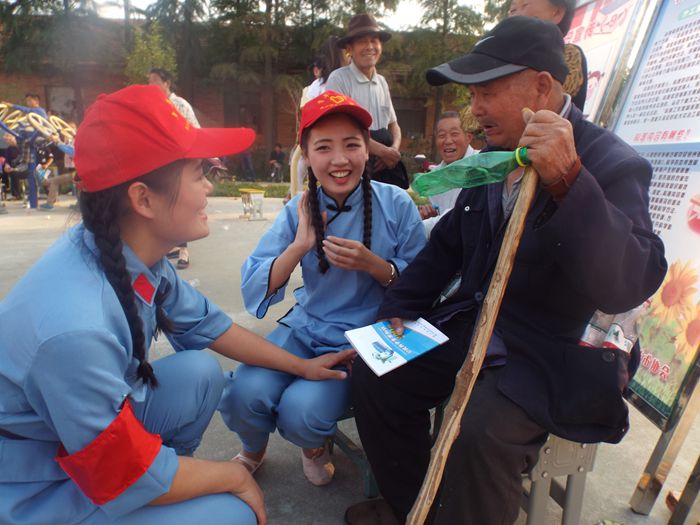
top-left (565, 0), bottom-right (639, 121)
top-left (613, 0), bottom-right (700, 431)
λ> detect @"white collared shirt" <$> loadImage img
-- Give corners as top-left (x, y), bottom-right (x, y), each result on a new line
top-left (422, 146), bottom-right (478, 236)
top-left (325, 62), bottom-right (398, 130)
top-left (169, 92), bottom-right (200, 128)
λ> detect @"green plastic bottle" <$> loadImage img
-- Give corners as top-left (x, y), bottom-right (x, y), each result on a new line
top-left (411, 147), bottom-right (530, 197)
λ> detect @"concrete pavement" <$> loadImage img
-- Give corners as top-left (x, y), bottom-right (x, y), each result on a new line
top-left (1, 195), bottom-right (697, 525)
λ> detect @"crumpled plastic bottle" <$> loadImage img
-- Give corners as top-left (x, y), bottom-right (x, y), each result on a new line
top-left (411, 147), bottom-right (530, 197)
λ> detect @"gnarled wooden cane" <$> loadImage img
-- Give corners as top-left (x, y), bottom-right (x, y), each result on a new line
top-left (406, 165), bottom-right (540, 525)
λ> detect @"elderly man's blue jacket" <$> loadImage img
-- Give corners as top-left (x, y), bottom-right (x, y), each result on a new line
top-left (378, 104), bottom-right (667, 444)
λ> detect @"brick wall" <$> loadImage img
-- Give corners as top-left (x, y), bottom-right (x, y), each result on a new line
top-left (1, 70), bottom-right (432, 157)
top-left (0, 72), bottom-right (66, 108)
top-left (276, 90), bottom-right (299, 149)
top-left (191, 81), bottom-right (224, 128)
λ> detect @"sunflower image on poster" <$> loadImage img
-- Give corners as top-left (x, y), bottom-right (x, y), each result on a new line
top-left (632, 260), bottom-right (700, 417)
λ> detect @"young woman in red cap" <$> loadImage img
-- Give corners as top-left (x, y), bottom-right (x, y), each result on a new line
top-left (219, 91), bottom-right (426, 486)
top-left (0, 85), bottom-right (352, 525)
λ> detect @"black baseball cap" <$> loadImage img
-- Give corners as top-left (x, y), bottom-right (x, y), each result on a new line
top-left (426, 17), bottom-right (569, 86)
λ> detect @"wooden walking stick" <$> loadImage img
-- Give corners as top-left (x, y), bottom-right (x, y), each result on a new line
top-left (406, 164), bottom-right (540, 525)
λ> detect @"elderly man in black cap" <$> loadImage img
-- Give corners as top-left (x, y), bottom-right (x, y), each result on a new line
top-left (345, 16), bottom-right (666, 525)
top-left (326, 13), bottom-right (408, 189)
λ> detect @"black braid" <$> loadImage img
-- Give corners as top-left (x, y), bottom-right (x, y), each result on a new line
top-left (76, 160), bottom-right (184, 387)
top-left (154, 287), bottom-right (174, 335)
top-left (80, 188), bottom-right (158, 387)
top-left (306, 169), bottom-right (330, 273)
top-left (361, 168), bottom-right (372, 250)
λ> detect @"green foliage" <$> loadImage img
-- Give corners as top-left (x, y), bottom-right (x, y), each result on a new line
top-left (146, 0), bottom-right (208, 24)
top-left (420, 0), bottom-right (483, 36)
top-left (452, 84), bottom-right (472, 112)
top-left (0, 0), bottom-right (69, 72)
top-left (124, 21), bottom-right (177, 84)
top-left (381, 28), bottom-right (478, 102)
top-left (484, 0), bottom-right (511, 24)
top-left (330, 0), bottom-right (399, 18)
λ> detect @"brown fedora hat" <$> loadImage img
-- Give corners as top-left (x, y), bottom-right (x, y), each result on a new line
top-left (337, 13), bottom-right (392, 48)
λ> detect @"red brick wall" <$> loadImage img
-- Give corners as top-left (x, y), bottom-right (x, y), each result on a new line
top-left (0, 70), bottom-right (127, 119)
top-left (191, 81), bottom-right (224, 128)
top-left (79, 71), bottom-right (127, 107)
top-left (0, 72), bottom-right (65, 107)
top-left (276, 90), bottom-right (299, 149)
top-left (0, 71), bottom-right (429, 156)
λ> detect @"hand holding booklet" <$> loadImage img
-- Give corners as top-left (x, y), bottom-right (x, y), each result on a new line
top-left (344, 318), bottom-right (449, 376)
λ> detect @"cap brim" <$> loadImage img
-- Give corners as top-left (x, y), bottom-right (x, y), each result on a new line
top-left (337, 30), bottom-right (392, 48)
top-left (426, 54), bottom-right (527, 86)
top-left (298, 104), bottom-right (373, 143)
top-left (186, 127), bottom-right (256, 159)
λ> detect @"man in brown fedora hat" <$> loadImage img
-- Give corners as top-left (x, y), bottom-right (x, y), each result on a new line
top-left (327, 13), bottom-right (408, 189)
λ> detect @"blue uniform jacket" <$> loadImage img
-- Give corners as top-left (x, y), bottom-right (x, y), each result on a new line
top-left (242, 181), bottom-right (426, 354)
top-left (0, 225), bottom-right (232, 524)
top-left (378, 104), bottom-right (668, 444)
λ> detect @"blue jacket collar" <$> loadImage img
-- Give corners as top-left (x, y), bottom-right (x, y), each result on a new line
top-left (81, 224), bottom-right (164, 306)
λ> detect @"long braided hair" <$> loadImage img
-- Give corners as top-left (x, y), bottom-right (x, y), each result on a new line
top-left (301, 114), bottom-right (372, 273)
top-left (78, 161), bottom-right (183, 387)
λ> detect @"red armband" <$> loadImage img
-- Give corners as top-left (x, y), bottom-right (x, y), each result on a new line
top-left (55, 399), bottom-right (162, 505)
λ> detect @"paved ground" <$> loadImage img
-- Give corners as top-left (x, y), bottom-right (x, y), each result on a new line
top-left (1, 195), bottom-right (698, 525)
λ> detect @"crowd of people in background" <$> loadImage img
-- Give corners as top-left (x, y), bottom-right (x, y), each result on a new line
top-left (0, 93), bottom-right (77, 214)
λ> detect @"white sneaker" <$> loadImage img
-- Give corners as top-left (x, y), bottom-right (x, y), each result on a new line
top-left (301, 447), bottom-right (335, 486)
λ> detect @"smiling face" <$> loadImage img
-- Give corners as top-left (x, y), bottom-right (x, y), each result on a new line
top-left (469, 70), bottom-right (542, 150)
top-left (302, 113), bottom-right (369, 204)
top-left (150, 159), bottom-right (213, 245)
top-left (346, 34), bottom-right (383, 76)
top-left (435, 117), bottom-right (471, 165)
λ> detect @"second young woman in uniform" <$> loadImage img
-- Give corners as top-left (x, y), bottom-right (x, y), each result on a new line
top-left (219, 92), bottom-right (426, 486)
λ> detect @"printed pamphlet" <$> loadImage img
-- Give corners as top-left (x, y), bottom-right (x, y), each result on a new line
top-left (344, 318), bottom-right (449, 376)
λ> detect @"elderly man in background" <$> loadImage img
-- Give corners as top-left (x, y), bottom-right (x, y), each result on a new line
top-left (327, 13), bottom-right (408, 189)
top-left (419, 111), bottom-right (477, 236)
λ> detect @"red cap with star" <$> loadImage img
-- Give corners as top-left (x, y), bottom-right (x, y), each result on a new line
top-left (74, 85), bottom-right (255, 192)
top-left (299, 90), bottom-right (372, 144)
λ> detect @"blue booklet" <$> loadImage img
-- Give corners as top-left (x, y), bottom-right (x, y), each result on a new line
top-left (344, 318), bottom-right (449, 376)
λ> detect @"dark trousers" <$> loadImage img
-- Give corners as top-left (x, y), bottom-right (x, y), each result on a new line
top-left (428, 367), bottom-right (548, 525)
top-left (10, 171), bottom-right (28, 199)
top-left (369, 128), bottom-right (409, 189)
top-left (352, 314), bottom-right (548, 525)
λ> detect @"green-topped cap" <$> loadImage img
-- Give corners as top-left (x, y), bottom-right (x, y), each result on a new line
top-left (515, 147), bottom-right (529, 167)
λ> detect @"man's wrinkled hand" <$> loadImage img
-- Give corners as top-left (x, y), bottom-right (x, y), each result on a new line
top-left (377, 145), bottom-right (401, 170)
top-left (418, 204), bottom-right (438, 219)
top-left (519, 108), bottom-right (578, 186)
